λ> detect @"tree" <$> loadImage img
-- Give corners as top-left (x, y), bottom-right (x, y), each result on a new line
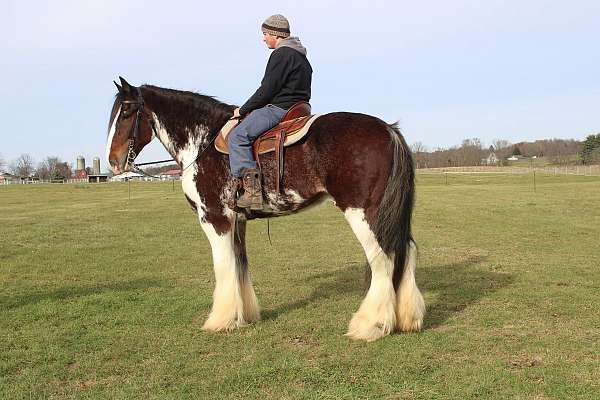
top-left (0, 153), bottom-right (5, 172)
top-left (9, 154), bottom-right (35, 177)
top-left (410, 142), bottom-right (428, 168)
top-left (512, 145), bottom-right (522, 156)
top-left (581, 134), bottom-right (600, 164)
top-left (36, 156), bottom-right (67, 180)
top-left (492, 139), bottom-right (511, 151)
top-left (55, 161), bottom-right (73, 180)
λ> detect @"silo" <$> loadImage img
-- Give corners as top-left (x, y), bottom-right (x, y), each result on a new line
top-left (93, 157), bottom-right (101, 175)
top-left (76, 156), bottom-right (85, 171)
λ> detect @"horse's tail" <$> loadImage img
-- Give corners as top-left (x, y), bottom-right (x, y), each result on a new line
top-left (372, 122), bottom-right (415, 290)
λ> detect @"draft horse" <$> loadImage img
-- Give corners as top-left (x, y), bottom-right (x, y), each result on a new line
top-left (106, 77), bottom-right (425, 341)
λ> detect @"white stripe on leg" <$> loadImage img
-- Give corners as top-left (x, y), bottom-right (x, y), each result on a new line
top-left (200, 218), bottom-right (246, 331)
top-left (344, 208), bottom-right (396, 341)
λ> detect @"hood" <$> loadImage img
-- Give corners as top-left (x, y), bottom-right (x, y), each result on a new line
top-left (276, 36), bottom-right (307, 56)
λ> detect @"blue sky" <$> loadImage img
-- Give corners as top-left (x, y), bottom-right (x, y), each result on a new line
top-left (2, 0), bottom-right (599, 171)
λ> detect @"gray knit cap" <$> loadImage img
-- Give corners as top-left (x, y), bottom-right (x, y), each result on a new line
top-left (261, 14), bottom-right (290, 38)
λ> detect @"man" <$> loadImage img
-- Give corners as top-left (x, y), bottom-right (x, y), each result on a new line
top-left (228, 14), bottom-right (312, 210)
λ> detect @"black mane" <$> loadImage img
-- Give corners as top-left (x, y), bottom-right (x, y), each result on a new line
top-left (140, 85), bottom-right (236, 148)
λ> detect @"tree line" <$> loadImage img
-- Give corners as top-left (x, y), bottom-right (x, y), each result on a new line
top-left (0, 154), bottom-right (74, 180)
top-left (2, 135), bottom-right (599, 176)
top-left (411, 137), bottom-right (592, 169)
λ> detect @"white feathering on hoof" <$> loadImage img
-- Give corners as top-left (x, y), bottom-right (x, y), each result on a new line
top-left (344, 208), bottom-right (397, 342)
top-left (199, 218), bottom-right (248, 332)
top-left (395, 241), bottom-right (425, 332)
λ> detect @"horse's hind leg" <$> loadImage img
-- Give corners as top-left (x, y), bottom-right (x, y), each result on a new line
top-left (396, 240), bottom-right (425, 332)
top-left (344, 208), bottom-right (396, 342)
top-left (232, 218), bottom-right (261, 324)
top-left (200, 215), bottom-right (260, 331)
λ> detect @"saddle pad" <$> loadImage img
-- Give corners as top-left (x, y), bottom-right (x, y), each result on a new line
top-left (215, 114), bottom-right (321, 155)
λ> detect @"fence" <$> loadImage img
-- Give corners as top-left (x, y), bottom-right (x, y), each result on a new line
top-left (417, 165), bottom-right (600, 176)
top-left (1, 176), bottom-right (180, 185)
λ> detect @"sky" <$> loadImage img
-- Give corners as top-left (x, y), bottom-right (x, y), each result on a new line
top-left (1, 0), bottom-right (599, 171)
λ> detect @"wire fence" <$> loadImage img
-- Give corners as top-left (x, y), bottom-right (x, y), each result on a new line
top-left (417, 165), bottom-right (600, 176)
top-left (1, 177), bottom-right (181, 185)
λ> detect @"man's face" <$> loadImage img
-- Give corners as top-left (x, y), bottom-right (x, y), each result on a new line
top-left (263, 32), bottom-right (279, 49)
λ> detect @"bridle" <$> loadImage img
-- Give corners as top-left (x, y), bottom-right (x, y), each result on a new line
top-left (117, 90), bottom-right (173, 177)
top-left (117, 88), bottom-right (225, 177)
top-left (120, 90), bottom-right (149, 171)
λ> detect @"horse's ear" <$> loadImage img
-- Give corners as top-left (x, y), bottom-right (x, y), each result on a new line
top-left (113, 80), bottom-right (122, 92)
top-left (119, 76), bottom-right (133, 93)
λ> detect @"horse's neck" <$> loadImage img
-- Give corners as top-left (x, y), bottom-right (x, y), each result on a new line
top-left (149, 111), bottom-right (210, 169)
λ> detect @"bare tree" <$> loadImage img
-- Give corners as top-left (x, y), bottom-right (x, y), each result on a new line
top-left (410, 142), bottom-right (429, 168)
top-left (410, 141), bottom-right (427, 153)
top-left (0, 154), bottom-right (5, 172)
top-left (10, 154), bottom-right (35, 177)
top-left (35, 156), bottom-right (73, 180)
top-left (492, 139), bottom-right (511, 151)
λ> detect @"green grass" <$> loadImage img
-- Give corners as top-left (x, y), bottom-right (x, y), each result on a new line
top-left (1, 174), bottom-right (599, 399)
top-left (505, 155), bottom-right (579, 167)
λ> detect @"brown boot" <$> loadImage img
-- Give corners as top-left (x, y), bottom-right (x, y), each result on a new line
top-left (226, 177), bottom-right (243, 210)
top-left (237, 168), bottom-right (264, 210)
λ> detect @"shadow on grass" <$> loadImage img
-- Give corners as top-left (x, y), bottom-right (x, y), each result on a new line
top-left (262, 256), bottom-right (514, 331)
top-left (419, 256), bottom-right (514, 329)
top-left (2, 278), bottom-right (164, 310)
top-left (262, 262), bottom-right (364, 321)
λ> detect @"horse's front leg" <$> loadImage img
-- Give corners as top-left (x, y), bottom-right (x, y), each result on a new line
top-left (200, 214), bottom-right (260, 332)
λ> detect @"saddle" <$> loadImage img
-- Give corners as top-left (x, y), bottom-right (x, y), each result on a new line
top-left (215, 102), bottom-right (320, 193)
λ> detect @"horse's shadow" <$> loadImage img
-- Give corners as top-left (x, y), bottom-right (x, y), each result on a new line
top-left (262, 256), bottom-right (514, 330)
top-left (2, 278), bottom-right (164, 310)
top-left (419, 256), bottom-right (514, 329)
top-left (261, 262), bottom-right (365, 321)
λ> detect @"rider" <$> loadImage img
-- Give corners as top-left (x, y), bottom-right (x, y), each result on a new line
top-left (229, 14), bottom-right (312, 210)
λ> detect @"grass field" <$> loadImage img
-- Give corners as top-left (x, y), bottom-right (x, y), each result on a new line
top-left (1, 173), bottom-right (599, 399)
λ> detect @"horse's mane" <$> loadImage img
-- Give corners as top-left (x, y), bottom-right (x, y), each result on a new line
top-left (143, 85), bottom-right (235, 124)
top-left (136, 84), bottom-right (236, 147)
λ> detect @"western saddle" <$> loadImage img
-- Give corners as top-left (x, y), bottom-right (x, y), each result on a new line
top-left (215, 101), bottom-right (318, 193)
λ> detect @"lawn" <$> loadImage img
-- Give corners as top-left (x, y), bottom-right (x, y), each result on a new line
top-left (1, 173), bottom-right (599, 399)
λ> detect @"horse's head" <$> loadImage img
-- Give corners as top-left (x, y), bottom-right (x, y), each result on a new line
top-left (106, 77), bottom-right (155, 175)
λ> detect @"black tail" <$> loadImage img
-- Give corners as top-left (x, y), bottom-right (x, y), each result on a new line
top-left (371, 122), bottom-right (415, 290)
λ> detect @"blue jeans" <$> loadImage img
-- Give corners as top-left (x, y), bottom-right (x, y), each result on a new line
top-left (228, 104), bottom-right (287, 178)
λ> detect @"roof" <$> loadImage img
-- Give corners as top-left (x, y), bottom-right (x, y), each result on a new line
top-left (111, 171), bottom-right (144, 180)
top-left (162, 169), bottom-right (182, 176)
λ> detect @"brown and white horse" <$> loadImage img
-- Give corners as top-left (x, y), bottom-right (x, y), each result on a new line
top-left (106, 77), bottom-right (425, 341)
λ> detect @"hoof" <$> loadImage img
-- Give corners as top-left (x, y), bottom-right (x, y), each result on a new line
top-left (201, 313), bottom-right (246, 332)
top-left (395, 316), bottom-right (423, 332)
top-left (345, 313), bottom-right (394, 342)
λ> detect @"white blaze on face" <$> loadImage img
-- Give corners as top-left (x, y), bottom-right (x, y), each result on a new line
top-left (105, 105), bottom-right (121, 164)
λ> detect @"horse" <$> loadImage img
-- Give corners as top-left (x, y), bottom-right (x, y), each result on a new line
top-left (106, 77), bottom-right (425, 342)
